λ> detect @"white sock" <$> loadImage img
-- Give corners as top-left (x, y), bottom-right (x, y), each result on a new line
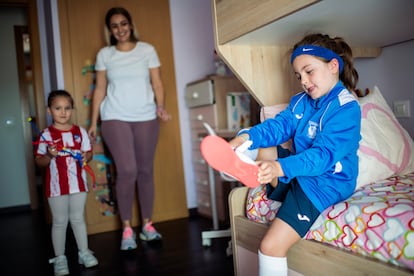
top-left (258, 250), bottom-right (288, 276)
top-left (236, 129), bottom-right (258, 160)
top-left (242, 147), bottom-right (258, 160)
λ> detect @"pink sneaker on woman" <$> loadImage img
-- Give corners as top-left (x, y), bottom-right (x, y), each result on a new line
top-left (121, 227), bottom-right (137, 250)
top-left (139, 221), bottom-right (162, 241)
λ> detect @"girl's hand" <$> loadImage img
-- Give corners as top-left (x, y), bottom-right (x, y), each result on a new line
top-left (81, 151), bottom-right (93, 164)
top-left (81, 152), bottom-right (87, 164)
top-left (47, 144), bottom-right (58, 158)
top-left (157, 106), bottom-right (172, 122)
top-left (229, 134), bottom-right (250, 149)
top-left (256, 160), bottom-right (283, 184)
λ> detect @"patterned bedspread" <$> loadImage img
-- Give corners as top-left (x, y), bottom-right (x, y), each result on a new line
top-left (246, 173), bottom-right (414, 271)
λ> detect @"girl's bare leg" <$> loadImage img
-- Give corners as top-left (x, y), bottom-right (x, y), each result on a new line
top-left (260, 218), bottom-right (301, 256)
top-left (258, 218), bottom-right (300, 276)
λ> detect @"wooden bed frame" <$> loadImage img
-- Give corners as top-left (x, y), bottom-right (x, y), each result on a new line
top-left (229, 186), bottom-right (413, 276)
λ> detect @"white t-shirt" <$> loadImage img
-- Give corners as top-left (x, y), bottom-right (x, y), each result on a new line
top-left (95, 42), bottom-right (161, 122)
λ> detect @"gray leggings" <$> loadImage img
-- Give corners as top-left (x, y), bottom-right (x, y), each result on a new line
top-left (48, 192), bottom-right (88, 256)
top-left (101, 119), bottom-right (159, 223)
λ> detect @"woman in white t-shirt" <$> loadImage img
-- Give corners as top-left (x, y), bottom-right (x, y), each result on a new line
top-left (88, 6), bottom-right (171, 251)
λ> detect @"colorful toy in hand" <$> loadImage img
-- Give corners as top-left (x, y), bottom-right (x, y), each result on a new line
top-left (61, 147), bottom-right (85, 167)
top-left (60, 147), bottom-right (96, 189)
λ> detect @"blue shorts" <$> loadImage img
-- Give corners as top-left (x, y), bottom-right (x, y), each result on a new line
top-left (265, 146), bottom-right (321, 237)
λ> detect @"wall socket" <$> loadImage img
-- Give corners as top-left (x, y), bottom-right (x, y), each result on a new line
top-left (393, 100), bottom-right (411, 118)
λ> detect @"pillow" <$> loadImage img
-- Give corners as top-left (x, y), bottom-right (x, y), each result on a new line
top-left (356, 86), bottom-right (414, 189)
top-left (259, 103), bottom-right (291, 150)
top-left (260, 103), bottom-right (288, 121)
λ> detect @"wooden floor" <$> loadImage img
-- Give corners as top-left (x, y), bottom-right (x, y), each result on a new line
top-left (0, 207), bottom-right (234, 276)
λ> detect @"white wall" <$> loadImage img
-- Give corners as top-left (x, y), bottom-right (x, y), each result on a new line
top-left (354, 40), bottom-right (414, 138)
top-left (169, 0), bottom-right (216, 208)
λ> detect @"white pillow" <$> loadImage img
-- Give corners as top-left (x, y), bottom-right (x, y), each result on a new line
top-left (356, 86), bottom-right (414, 189)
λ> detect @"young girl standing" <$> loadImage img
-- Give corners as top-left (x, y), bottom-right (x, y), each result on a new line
top-left (35, 90), bottom-right (98, 276)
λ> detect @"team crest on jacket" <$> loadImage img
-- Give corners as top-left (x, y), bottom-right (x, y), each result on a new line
top-left (307, 121), bottom-right (318, 139)
top-left (74, 134), bottom-right (81, 144)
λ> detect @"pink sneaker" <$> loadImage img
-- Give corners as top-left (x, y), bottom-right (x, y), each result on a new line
top-left (139, 221), bottom-right (162, 241)
top-left (200, 135), bottom-right (260, 188)
top-left (120, 227), bottom-right (137, 250)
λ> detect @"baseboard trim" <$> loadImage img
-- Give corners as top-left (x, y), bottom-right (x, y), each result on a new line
top-left (0, 204), bottom-right (31, 215)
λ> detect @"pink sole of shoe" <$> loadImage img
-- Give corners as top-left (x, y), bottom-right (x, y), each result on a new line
top-left (200, 135), bottom-right (260, 188)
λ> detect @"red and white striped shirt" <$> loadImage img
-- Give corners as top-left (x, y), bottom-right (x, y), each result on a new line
top-left (35, 125), bottom-right (92, 198)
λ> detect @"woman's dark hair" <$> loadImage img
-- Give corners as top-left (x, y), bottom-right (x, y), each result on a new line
top-left (105, 7), bottom-right (138, 46)
top-left (291, 33), bottom-right (359, 91)
top-left (47, 90), bottom-right (74, 108)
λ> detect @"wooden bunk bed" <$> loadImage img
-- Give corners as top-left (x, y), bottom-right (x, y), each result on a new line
top-left (211, 0), bottom-right (414, 275)
top-left (229, 184), bottom-right (414, 276)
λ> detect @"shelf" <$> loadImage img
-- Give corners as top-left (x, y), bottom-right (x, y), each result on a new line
top-left (212, 0), bottom-right (392, 106)
top-left (215, 0), bottom-right (318, 45)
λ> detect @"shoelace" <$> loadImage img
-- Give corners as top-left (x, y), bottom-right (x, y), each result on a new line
top-left (123, 227), bottom-right (133, 239)
top-left (80, 250), bottom-right (94, 258)
top-left (144, 222), bottom-right (156, 232)
top-left (49, 256), bottom-right (66, 264)
top-left (80, 252), bottom-right (95, 263)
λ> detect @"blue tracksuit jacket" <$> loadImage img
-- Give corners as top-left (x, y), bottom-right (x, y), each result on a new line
top-left (242, 81), bottom-right (361, 212)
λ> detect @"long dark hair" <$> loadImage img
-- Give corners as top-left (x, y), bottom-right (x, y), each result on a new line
top-left (291, 33), bottom-right (359, 91)
top-left (105, 7), bottom-right (138, 46)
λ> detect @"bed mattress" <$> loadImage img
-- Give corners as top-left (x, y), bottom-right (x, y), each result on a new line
top-left (246, 173), bottom-right (414, 271)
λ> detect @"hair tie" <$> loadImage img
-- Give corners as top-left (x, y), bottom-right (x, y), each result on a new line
top-left (291, 45), bottom-right (344, 73)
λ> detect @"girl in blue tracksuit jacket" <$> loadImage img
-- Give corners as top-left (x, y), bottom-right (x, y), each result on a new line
top-left (229, 33), bottom-right (361, 276)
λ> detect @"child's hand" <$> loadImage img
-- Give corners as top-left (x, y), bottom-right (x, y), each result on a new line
top-left (80, 151), bottom-right (93, 164)
top-left (256, 160), bottom-right (283, 184)
top-left (229, 134), bottom-right (250, 149)
top-left (47, 144), bottom-right (58, 158)
top-left (81, 152), bottom-right (87, 164)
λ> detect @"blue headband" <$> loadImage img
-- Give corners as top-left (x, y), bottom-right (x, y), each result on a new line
top-left (290, 45), bottom-right (344, 73)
